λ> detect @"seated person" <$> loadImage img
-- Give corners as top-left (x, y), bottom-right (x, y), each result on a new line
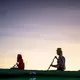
top-left (12, 54), bottom-right (25, 70)
top-left (50, 48), bottom-right (66, 71)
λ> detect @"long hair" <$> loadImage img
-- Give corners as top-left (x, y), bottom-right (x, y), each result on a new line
top-left (17, 54), bottom-right (23, 62)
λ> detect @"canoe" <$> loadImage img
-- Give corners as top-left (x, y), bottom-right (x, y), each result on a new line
top-left (0, 69), bottom-right (80, 78)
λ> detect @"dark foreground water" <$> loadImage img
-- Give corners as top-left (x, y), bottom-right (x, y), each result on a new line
top-left (1, 77), bottom-right (80, 80)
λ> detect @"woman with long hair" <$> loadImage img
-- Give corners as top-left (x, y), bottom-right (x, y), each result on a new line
top-left (16, 54), bottom-right (25, 70)
top-left (12, 54), bottom-right (25, 70)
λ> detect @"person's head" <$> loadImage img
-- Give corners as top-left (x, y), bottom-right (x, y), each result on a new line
top-left (17, 54), bottom-right (23, 62)
top-left (56, 48), bottom-right (62, 56)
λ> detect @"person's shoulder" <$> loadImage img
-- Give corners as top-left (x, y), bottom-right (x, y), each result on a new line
top-left (62, 56), bottom-right (65, 60)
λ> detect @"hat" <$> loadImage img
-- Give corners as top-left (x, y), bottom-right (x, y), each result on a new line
top-left (57, 48), bottom-right (62, 51)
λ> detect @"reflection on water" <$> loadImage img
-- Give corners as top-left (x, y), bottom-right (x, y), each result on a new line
top-left (30, 77), bottom-right (80, 80)
top-left (29, 78), bottom-right (36, 80)
top-left (1, 77), bottom-right (80, 80)
top-left (29, 77), bottom-right (80, 80)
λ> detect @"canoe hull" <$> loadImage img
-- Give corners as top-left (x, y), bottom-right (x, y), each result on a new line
top-left (0, 69), bottom-right (80, 78)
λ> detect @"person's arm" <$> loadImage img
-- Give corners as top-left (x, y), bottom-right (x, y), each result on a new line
top-left (54, 56), bottom-right (58, 61)
top-left (51, 65), bottom-right (57, 67)
top-left (50, 64), bottom-right (58, 68)
top-left (50, 56), bottom-right (58, 68)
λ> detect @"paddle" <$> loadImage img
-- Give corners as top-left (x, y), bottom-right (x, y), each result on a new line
top-left (10, 63), bottom-right (18, 69)
top-left (47, 56), bottom-right (56, 70)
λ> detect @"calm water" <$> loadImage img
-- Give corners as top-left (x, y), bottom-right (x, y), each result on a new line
top-left (1, 77), bottom-right (80, 80)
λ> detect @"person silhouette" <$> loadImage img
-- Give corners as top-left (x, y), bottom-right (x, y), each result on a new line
top-left (50, 48), bottom-right (66, 71)
top-left (12, 54), bottom-right (25, 70)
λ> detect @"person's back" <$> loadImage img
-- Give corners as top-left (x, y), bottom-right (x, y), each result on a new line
top-left (57, 55), bottom-right (65, 71)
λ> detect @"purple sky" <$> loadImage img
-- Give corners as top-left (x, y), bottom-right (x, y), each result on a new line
top-left (0, 0), bottom-right (80, 70)
top-left (0, 0), bottom-right (80, 39)
top-left (0, 0), bottom-right (80, 50)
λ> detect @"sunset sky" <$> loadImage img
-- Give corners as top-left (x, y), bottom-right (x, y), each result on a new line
top-left (0, 0), bottom-right (80, 71)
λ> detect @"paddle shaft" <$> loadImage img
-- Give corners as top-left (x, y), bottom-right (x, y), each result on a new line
top-left (47, 57), bottom-right (55, 70)
top-left (13, 63), bottom-right (18, 67)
